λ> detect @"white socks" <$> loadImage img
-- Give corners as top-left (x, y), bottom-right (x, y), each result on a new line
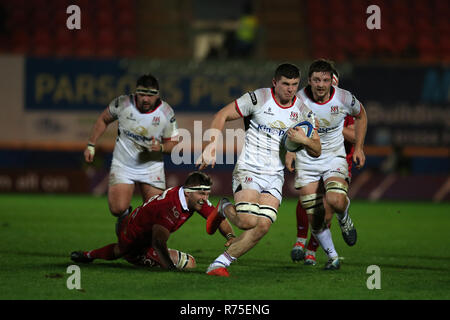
top-left (211, 252), bottom-right (236, 268)
top-left (313, 228), bottom-right (338, 259)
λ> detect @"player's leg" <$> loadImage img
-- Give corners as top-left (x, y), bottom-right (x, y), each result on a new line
top-left (304, 234), bottom-right (319, 265)
top-left (71, 243), bottom-right (122, 263)
top-left (138, 183), bottom-right (164, 202)
top-left (299, 183), bottom-right (340, 270)
top-left (324, 177), bottom-right (356, 246)
top-left (126, 247), bottom-right (196, 270)
top-left (207, 194), bottom-right (278, 276)
top-left (292, 181), bottom-right (321, 262)
top-left (226, 192), bottom-right (279, 257)
top-left (206, 189), bottom-right (260, 235)
top-left (136, 165), bottom-right (166, 202)
top-left (108, 183), bottom-right (135, 217)
top-left (291, 201), bottom-right (309, 262)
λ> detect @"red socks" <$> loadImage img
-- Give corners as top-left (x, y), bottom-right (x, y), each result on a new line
top-left (86, 243), bottom-right (118, 260)
top-left (295, 201), bottom-right (309, 238)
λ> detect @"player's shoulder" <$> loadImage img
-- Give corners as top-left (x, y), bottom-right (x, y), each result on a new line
top-left (158, 100), bottom-right (176, 118)
top-left (110, 94), bottom-right (133, 110)
top-left (242, 88), bottom-right (271, 106)
top-left (333, 86), bottom-right (356, 105)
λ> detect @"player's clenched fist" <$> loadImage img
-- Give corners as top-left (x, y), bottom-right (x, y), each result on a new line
top-left (84, 143), bottom-right (95, 162)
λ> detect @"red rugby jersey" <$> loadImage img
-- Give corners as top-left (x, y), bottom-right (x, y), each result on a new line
top-left (122, 186), bottom-right (214, 245)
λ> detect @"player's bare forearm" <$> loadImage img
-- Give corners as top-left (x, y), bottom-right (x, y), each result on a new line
top-left (88, 108), bottom-right (115, 144)
top-left (196, 102), bottom-right (242, 170)
top-left (208, 102), bottom-right (241, 137)
top-left (304, 131), bottom-right (321, 158)
top-left (152, 224), bottom-right (176, 270)
top-left (353, 104), bottom-right (368, 168)
top-left (342, 124), bottom-right (356, 144)
top-left (354, 105), bottom-right (367, 151)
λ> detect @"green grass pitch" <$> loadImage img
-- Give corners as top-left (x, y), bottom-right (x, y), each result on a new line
top-left (0, 194), bottom-right (449, 300)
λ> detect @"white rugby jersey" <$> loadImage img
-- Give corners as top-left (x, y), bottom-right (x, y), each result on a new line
top-left (296, 86), bottom-right (361, 160)
top-left (235, 88), bottom-right (315, 174)
top-left (108, 94), bottom-right (178, 173)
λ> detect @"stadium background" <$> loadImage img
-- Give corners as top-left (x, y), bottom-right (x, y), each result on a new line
top-left (0, 0), bottom-right (447, 201)
top-left (0, 0), bottom-right (449, 304)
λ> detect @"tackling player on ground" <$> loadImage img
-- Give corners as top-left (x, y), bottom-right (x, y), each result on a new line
top-left (286, 59), bottom-right (367, 270)
top-left (71, 172), bottom-right (235, 270)
top-left (197, 63), bottom-right (321, 277)
top-left (290, 71), bottom-right (357, 266)
top-left (84, 74), bottom-right (179, 219)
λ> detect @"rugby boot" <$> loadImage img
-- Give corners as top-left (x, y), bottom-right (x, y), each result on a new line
top-left (304, 254), bottom-right (317, 266)
top-left (290, 242), bottom-right (305, 262)
top-left (70, 251), bottom-right (94, 263)
top-left (206, 264), bottom-right (230, 277)
top-left (338, 214), bottom-right (357, 246)
top-left (324, 256), bottom-right (340, 270)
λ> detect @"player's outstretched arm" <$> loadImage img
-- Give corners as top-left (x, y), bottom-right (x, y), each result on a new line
top-left (196, 102), bottom-right (241, 170)
top-left (151, 224), bottom-right (177, 270)
top-left (353, 104), bottom-right (368, 169)
top-left (84, 108), bottom-right (115, 162)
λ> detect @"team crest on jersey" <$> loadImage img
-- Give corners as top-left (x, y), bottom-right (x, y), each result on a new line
top-left (290, 111), bottom-right (299, 121)
top-left (152, 116), bottom-right (160, 126)
top-left (330, 106), bottom-right (339, 114)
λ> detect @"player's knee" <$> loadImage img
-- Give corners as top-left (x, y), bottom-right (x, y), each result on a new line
top-left (109, 202), bottom-right (130, 217)
top-left (253, 218), bottom-right (272, 240)
top-left (325, 181), bottom-right (348, 212)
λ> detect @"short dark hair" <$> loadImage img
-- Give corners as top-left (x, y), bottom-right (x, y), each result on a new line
top-left (274, 63), bottom-right (300, 81)
top-left (184, 171), bottom-right (212, 188)
top-left (136, 74), bottom-right (159, 90)
top-left (308, 59), bottom-right (335, 78)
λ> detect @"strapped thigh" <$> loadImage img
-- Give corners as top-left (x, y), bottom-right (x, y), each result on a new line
top-left (300, 193), bottom-right (324, 215)
top-left (325, 180), bottom-right (348, 195)
top-left (235, 202), bottom-right (260, 216)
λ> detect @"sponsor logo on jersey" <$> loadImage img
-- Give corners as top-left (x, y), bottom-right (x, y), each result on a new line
top-left (257, 120), bottom-right (288, 137)
top-left (123, 129), bottom-right (152, 143)
top-left (244, 176), bottom-right (253, 184)
top-left (317, 125), bottom-right (339, 134)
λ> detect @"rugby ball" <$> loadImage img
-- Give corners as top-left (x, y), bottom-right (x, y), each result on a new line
top-left (281, 120), bottom-right (314, 152)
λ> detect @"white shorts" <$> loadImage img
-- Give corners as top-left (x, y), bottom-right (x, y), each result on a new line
top-left (294, 154), bottom-right (349, 189)
top-left (232, 167), bottom-right (284, 203)
top-left (109, 161), bottom-right (166, 190)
